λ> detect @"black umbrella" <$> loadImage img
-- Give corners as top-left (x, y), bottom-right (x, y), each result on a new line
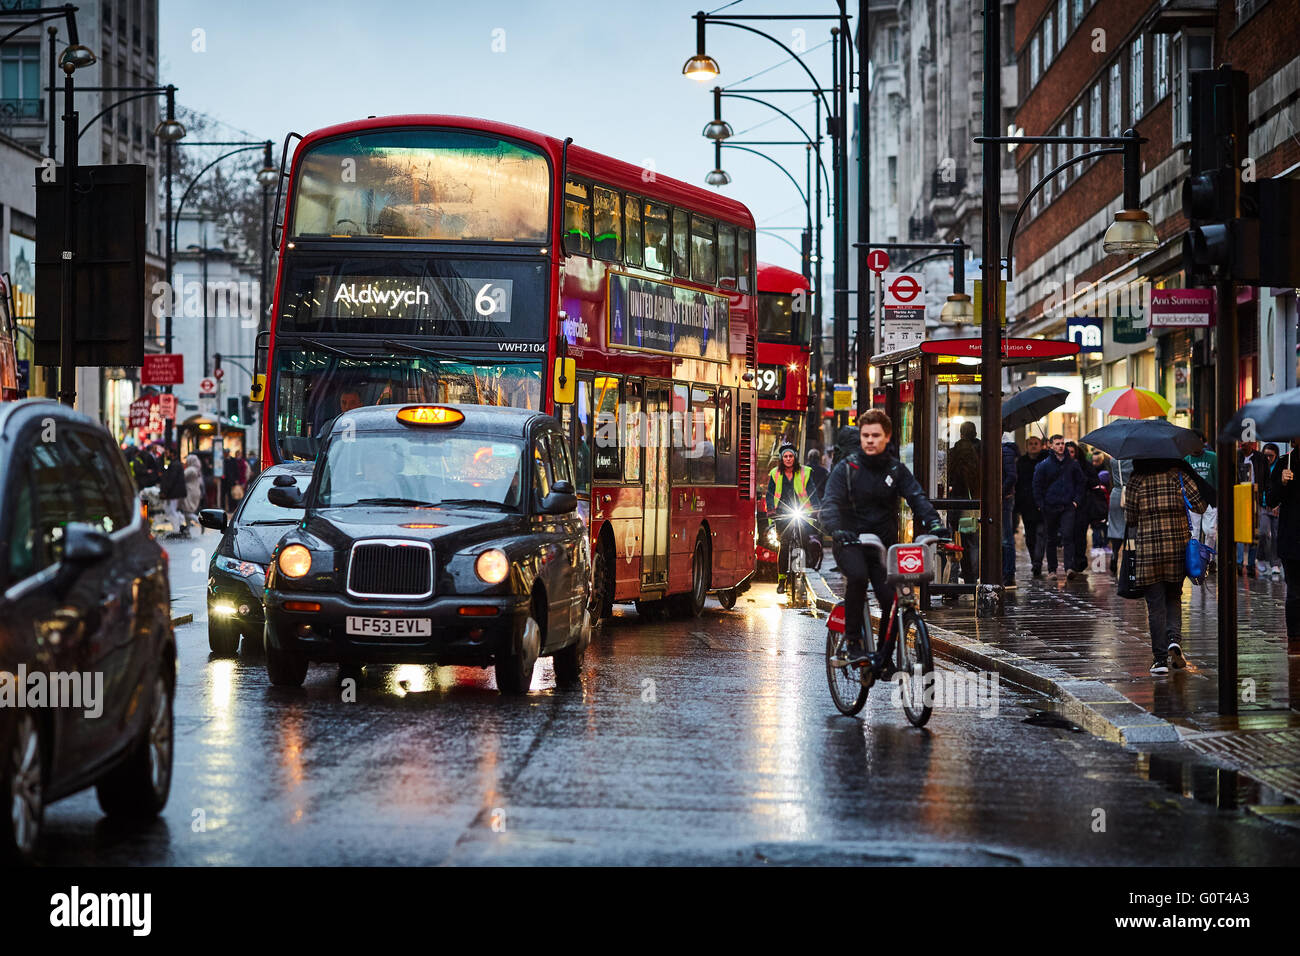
top-left (1001, 386), bottom-right (1068, 431)
top-left (1081, 418), bottom-right (1203, 461)
top-left (1219, 386), bottom-right (1300, 443)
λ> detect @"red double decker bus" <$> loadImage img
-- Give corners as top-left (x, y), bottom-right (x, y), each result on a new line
top-left (257, 116), bottom-right (759, 618)
top-left (754, 262), bottom-right (811, 471)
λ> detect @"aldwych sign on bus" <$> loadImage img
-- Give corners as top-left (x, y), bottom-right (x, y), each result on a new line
top-left (607, 273), bottom-right (729, 363)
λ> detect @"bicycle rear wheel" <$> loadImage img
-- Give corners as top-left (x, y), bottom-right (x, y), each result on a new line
top-left (894, 608), bottom-right (934, 727)
top-left (826, 629), bottom-right (869, 715)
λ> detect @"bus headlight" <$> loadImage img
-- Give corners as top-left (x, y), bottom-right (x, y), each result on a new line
top-left (278, 545), bottom-right (313, 579)
top-left (475, 549), bottom-right (511, 584)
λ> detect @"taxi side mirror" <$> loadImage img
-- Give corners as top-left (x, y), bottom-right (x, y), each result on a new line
top-left (541, 479), bottom-right (578, 515)
top-left (199, 508), bottom-right (228, 531)
top-left (553, 357), bottom-right (576, 406)
top-left (268, 485), bottom-right (304, 508)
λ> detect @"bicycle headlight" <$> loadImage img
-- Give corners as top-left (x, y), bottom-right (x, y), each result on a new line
top-left (278, 544), bottom-right (312, 579)
top-left (475, 549), bottom-right (510, 584)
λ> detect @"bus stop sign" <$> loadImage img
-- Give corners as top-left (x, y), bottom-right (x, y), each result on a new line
top-left (867, 249), bottom-right (890, 274)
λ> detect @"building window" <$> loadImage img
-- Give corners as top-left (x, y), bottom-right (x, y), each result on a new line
top-left (1058, 0), bottom-right (1069, 48)
top-left (1043, 142), bottom-right (1053, 204)
top-left (1073, 0), bottom-right (1085, 22)
top-left (1057, 122), bottom-right (1069, 192)
top-left (1108, 61), bottom-right (1122, 137)
top-left (1130, 37), bottom-right (1144, 123)
top-left (1171, 30), bottom-right (1212, 145)
top-left (888, 155), bottom-right (898, 205)
top-left (1030, 153), bottom-right (1041, 216)
top-left (1073, 103), bottom-right (1085, 175)
top-left (1089, 82), bottom-right (1102, 165)
top-left (887, 27), bottom-right (900, 63)
top-left (0, 43), bottom-right (42, 118)
top-left (1030, 32), bottom-right (1041, 86)
top-left (1154, 32), bottom-right (1169, 101)
top-left (1043, 15), bottom-right (1054, 66)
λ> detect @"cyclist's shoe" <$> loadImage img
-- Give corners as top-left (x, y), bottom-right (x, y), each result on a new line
top-left (842, 639), bottom-right (869, 665)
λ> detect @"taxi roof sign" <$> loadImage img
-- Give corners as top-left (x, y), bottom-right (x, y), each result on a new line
top-left (397, 406), bottom-right (465, 426)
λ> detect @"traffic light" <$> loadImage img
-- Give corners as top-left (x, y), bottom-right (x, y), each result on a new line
top-left (1181, 67), bottom-right (1249, 286)
top-left (213, 352), bottom-right (222, 375)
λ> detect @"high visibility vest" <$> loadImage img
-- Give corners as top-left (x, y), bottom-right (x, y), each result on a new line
top-left (769, 465), bottom-right (812, 507)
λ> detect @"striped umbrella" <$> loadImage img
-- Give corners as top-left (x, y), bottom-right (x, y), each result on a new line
top-left (1091, 385), bottom-right (1171, 419)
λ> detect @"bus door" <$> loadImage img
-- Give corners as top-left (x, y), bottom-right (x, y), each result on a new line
top-left (641, 380), bottom-right (671, 591)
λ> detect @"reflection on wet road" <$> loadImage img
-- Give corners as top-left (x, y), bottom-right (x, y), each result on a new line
top-left (35, 581), bottom-right (1300, 865)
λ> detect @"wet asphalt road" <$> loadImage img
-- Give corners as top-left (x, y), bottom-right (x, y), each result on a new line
top-left (32, 543), bottom-right (1300, 866)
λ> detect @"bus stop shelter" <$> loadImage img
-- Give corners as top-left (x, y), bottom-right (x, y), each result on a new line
top-left (869, 336), bottom-right (1082, 606)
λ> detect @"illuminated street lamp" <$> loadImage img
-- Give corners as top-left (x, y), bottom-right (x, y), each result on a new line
top-left (681, 15), bottom-right (720, 80)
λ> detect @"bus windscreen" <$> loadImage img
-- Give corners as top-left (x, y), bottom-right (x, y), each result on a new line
top-left (290, 129), bottom-right (551, 242)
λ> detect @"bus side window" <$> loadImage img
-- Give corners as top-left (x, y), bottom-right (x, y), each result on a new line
top-left (564, 179), bottom-right (591, 256)
top-left (717, 223), bottom-right (737, 290)
top-left (592, 374), bottom-right (621, 481)
top-left (669, 383), bottom-right (689, 482)
top-left (593, 186), bottom-right (621, 262)
top-left (574, 375), bottom-right (593, 495)
top-left (671, 207), bottom-right (690, 279)
top-left (716, 387), bottom-right (736, 486)
top-left (623, 378), bottom-right (643, 484)
top-left (691, 216), bottom-right (717, 286)
top-left (689, 385), bottom-right (717, 483)
top-left (624, 194), bottom-right (643, 268)
top-left (643, 202), bottom-right (669, 273)
top-left (738, 229), bottom-right (753, 293)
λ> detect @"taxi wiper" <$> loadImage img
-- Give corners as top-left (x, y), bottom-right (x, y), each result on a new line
top-left (351, 496), bottom-right (438, 507)
top-left (435, 497), bottom-right (512, 511)
top-left (247, 518), bottom-right (296, 525)
top-left (382, 339), bottom-right (465, 362)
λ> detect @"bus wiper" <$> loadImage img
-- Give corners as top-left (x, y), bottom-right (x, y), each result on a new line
top-left (382, 339), bottom-right (465, 362)
top-left (352, 496), bottom-right (438, 507)
top-left (435, 498), bottom-right (512, 511)
top-left (299, 337), bottom-right (367, 360)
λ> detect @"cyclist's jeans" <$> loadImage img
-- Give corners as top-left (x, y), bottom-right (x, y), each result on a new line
top-left (832, 541), bottom-right (895, 650)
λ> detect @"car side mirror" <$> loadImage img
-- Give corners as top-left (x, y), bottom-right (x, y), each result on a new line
top-left (199, 508), bottom-right (228, 531)
top-left (268, 486), bottom-right (305, 508)
top-left (541, 480), bottom-right (578, 515)
top-left (64, 523), bottom-right (112, 563)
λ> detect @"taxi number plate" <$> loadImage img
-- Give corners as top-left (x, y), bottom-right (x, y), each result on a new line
top-left (345, 617), bottom-right (431, 637)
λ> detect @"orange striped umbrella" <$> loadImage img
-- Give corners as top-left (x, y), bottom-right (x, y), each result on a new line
top-left (1091, 385), bottom-right (1171, 419)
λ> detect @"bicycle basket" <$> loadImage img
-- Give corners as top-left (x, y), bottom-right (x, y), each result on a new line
top-left (887, 542), bottom-right (934, 585)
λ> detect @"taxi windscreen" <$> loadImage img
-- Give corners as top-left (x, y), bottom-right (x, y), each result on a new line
top-left (316, 431), bottom-right (525, 510)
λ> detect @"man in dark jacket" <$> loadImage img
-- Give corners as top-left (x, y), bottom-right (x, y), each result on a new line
top-left (1265, 440), bottom-right (1300, 644)
top-left (947, 421), bottom-right (981, 582)
top-left (159, 447), bottom-right (188, 538)
top-left (823, 409), bottom-right (944, 664)
top-left (1001, 438), bottom-right (1020, 586)
top-left (805, 448), bottom-right (830, 503)
top-left (1016, 435), bottom-right (1048, 578)
top-left (1033, 434), bottom-right (1084, 578)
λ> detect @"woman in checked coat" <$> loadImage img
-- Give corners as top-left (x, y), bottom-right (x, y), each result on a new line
top-left (1124, 458), bottom-right (1208, 674)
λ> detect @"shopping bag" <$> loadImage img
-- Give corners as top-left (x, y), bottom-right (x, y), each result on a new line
top-left (1117, 537), bottom-right (1144, 599)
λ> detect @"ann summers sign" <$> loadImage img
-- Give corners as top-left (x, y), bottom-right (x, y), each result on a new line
top-left (608, 273), bottom-right (729, 363)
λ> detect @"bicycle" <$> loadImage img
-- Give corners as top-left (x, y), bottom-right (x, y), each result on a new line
top-left (824, 533), bottom-right (952, 726)
top-left (781, 505), bottom-right (822, 607)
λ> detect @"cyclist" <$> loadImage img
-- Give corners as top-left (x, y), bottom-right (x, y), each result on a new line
top-left (823, 409), bottom-right (946, 665)
top-left (765, 442), bottom-right (820, 594)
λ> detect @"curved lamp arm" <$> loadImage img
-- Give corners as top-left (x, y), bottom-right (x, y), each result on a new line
top-left (1005, 147), bottom-right (1122, 280)
top-left (78, 89), bottom-right (163, 140)
top-left (720, 143), bottom-right (809, 211)
top-left (704, 17), bottom-right (835, 120)
top-left (720, 91), bottom-right (831, 200)
top-left (173, 143), bottom-right (269, 250)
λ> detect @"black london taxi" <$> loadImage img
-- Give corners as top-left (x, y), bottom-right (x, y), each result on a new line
top-left (201, 461), bottom-right (313, 655)
top-left (261, 403), bottom-right (592, 694)
top-left (0, 399), bottom-right (175, 863)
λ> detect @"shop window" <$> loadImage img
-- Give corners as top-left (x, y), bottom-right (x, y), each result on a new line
top-left (593, 185), bottom-right (621, 262)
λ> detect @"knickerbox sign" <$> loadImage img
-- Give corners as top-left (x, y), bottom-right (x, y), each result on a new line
top-left (1150, 288), bottom-right (1215, 328)
top-left (608, 273), bottom-right (729, 362)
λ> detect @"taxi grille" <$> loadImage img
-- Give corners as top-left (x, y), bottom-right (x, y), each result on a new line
top-left (347, 541), bottom-right (433, 599)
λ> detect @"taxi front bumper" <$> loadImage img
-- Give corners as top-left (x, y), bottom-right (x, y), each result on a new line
top-left (264, 589), bottom-right (531, 666)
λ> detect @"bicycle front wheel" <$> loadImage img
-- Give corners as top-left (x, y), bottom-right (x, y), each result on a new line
top-left (894, 608), bottom-right (934, 727)
top-left (826, 629), bottom-right (869, 716)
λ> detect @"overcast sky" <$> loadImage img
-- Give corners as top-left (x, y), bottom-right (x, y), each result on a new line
top-left (161, 0), bottom-right (851, 279)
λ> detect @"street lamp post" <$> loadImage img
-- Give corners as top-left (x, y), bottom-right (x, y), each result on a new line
top-left (54, 34), bottom-right (95, 407)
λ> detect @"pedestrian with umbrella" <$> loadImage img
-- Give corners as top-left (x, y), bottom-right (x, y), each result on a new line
top-left (1083, 419), bottom-right (1213, 674)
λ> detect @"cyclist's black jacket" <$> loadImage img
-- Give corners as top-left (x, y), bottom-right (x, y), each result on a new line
top-left (823, 450), bottom-right (942, 547)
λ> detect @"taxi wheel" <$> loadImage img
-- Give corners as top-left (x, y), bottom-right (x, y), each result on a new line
top-left (208, 617), bottom-right (240, 656)
top-left (97, 667), bottom-right (173, 820)
top-left (265, 625), bottom-right (308, 688)
top-left (1, 711), bottom-right (44, 865)
top-left (553, 610), bottom-right (590, 688)
top-left (591, 541), bottom-right (614, 621)
top-left (497, 615), bottom-right (540, 695)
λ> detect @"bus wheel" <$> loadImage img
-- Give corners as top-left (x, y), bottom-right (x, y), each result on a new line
top-left (591, 538), bottom-right (614, 621)
top-left (672, 531), bottom-right (710, 618)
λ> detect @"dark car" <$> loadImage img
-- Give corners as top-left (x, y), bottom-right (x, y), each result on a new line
top-left (0, 399), bottom-right (175, 863)
top-left (262, 403), bottom-right (592, 694)
top-left (201, 462), bottom-right (313, 655)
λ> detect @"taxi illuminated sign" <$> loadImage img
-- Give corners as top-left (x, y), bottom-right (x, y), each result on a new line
top-left (397, 406), bottom-right (465, 426)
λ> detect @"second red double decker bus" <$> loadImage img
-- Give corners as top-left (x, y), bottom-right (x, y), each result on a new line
top-left (754, 262), bottom-right (811, 470)
top-left (257, 116), bottom-right (759, 620)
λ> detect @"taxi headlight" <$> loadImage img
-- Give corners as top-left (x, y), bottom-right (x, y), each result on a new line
top-left (278, 544), bottom-right (313, 579)
top-left (475, 549), bottom-right (510, 584)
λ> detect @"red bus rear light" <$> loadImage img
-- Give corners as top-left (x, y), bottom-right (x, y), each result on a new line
top-left (283, 600), bottom-right (322, 613)
top-left (458, 606), bottom-right (499, 617)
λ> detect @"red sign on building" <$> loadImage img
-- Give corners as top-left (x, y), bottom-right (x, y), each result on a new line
top-left (142, 354), bottom-right (184, 385)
